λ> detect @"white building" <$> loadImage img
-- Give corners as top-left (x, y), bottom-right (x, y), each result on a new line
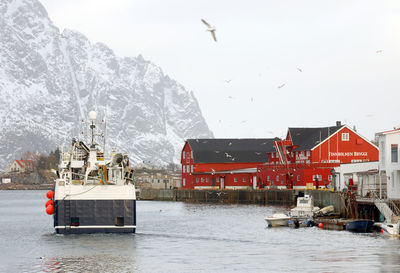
top-left (376, 128), bottom-right (400, 199)
top-left (333, 161), bottom-right (380, 196)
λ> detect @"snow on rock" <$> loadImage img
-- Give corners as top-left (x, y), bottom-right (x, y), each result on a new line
top-left (0, 0), bottom-right (213, 169)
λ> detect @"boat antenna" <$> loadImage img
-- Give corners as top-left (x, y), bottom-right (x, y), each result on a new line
top-left (89, 111), bottom-right (97, 148)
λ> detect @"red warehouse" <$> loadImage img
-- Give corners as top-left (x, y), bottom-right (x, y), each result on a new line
top-left (181, 139), bottom-right (277, 189)
top-left (259, 122), bottom-right (379, 189)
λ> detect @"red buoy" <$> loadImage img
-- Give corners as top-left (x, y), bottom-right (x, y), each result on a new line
top-left (318, 223), bottom-right (324, 229)
top-left (381, 229), bottom-right (384, 234)
top-left (46, 204), bottom-right (54, 215)
top-left (45, 199), bottom-right (54, 208)
top-left (46, 190), bottom-right (54, 199)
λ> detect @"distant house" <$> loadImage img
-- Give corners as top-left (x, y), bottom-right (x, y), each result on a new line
top-left (7, 160), bottom-right (34, 173)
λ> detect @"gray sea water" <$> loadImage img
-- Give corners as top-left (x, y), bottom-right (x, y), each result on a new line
top-left (0, 190), bottom-right (399, 273)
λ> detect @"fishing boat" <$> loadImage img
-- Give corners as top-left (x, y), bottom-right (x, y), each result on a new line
top-left (48, 111), bottom-right (136, 234)
top-left (345, 219), bottom-right (374, 233)
top-left (265, 213), bottom-right (291, 227)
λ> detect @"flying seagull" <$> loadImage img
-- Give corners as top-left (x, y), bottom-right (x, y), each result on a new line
top-left (277, 83), bottom-right (286, 89)
top-left (201, 19), bottom-right (217, 42)
top-left (225, 79), bottom-right (232, 83)
top-left (376, 50), bottom-right (383, 53)
top-left (297, 68), bottom-right (302, 72)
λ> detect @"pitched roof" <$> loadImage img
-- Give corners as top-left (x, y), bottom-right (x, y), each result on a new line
top-left (288, 126), bottom-right (343, 150)
top-left (15, 160), bottom-right (33, 168)
top-left (186, 138), bottom-right (279, 163)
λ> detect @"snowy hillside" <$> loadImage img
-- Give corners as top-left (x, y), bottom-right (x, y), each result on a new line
top-left (0, 0), bottom-right (213, 169)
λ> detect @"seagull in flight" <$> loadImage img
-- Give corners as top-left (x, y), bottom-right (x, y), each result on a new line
top-left (277, 83), bottom-right (286, 89)
top-left (201, 19), bottom-right (217, 42)
top-left (225, 79), bottom-right (232, 83)
top-left (297, 68), bottom-right (302, 72)
top-left (376, 50), bottom-right (383, 53)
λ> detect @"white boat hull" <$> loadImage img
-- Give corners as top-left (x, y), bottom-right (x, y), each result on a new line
top-left (265, 214), bottom-right (291, 227)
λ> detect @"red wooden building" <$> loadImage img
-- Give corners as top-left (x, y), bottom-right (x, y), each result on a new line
top-left (181, 138), bottom-right (277, 189)
top-left (258, 122), bottom-right (379, 189)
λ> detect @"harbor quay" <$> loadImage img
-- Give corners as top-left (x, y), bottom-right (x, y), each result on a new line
top-left (139, 188), bottom-right (351, 215)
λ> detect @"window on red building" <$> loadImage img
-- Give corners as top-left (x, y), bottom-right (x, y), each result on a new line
top-left (206, 178), bottom-right (209, 182)
top-left (196, 178), bottom-right (199, 182)
top-left (276, 176), bottom-right (279, 181)
top-left (297, 175), bottom-right (300, 181)
top-left (242, 177), bottom-right (246, 182)
top-left (201, 178), bottom-right (204, 182)
top-left (267, 176), bottom-right (270, 181)
top-left (234, 177), bottom-right (237, 182)
top-left (216, 178), bottom-right (219, 182)
top-left (342, 133), bottom-right (349, 141)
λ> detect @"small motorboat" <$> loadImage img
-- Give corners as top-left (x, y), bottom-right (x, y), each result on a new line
top-left (265, 213), bottom-right (291, 227)
top-left (345, 219), bottom-right (374, 233)
top-left (380, 222), bottom-right (400, 236)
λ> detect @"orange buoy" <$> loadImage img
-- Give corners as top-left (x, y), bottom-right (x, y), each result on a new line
top-left (46, 190), bottom-right (54, 199)
top-left (45, 200), bottom-right (54, 208)
top-left (318, 223), bottom-right (324, 229)
top-left (46, 204), bottom-right (54, 215)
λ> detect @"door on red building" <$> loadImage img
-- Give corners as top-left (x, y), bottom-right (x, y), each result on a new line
top-left (220, 177), bottom-right (225, 189)
top-left (253, 176), bottom-right (257, 190)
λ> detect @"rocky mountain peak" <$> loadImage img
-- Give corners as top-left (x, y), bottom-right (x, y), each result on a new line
top-left (0, 0), bottom-right (213, 169)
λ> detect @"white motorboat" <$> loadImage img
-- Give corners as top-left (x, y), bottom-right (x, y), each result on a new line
top-left (265, 213), bottom-right (291, 227)
top-left (380, 222), bottom-right (400, 236)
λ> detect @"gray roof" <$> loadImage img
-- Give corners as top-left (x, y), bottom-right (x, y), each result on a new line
top-left (187, 138), bottom-right (279, 164)
top-left (288, 126), bottom-right (343, 150)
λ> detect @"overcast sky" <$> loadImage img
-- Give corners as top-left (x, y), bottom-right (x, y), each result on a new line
top-left (40, 0), bottom-right (400, 141)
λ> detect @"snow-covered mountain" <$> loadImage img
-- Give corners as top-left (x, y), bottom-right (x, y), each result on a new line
top-left (0, 0), bottom-right (213, 169)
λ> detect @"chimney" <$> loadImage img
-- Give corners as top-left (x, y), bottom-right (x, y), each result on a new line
top-left (336, 121), bottom-right (341, 127)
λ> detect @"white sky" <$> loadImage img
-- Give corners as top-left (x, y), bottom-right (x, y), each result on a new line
top-left (40, 0), bottom-right (400, 140)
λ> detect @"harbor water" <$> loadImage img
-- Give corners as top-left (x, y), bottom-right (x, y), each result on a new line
top-left (1, 191), bottom-right (400, 273)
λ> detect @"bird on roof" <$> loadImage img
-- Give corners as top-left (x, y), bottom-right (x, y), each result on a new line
top-left (277, 83), bottom-right (286, 89)
top-left (201, 19), bottom-right (217, 42)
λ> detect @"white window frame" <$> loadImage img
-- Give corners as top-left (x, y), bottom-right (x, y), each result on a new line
top-left (242, 177), bottom-right (246, 182)
top-left (191, 165), bottom-right (194, 173)
top-left (196, 177), bottom-right (199, 182)
top-left (183, 152), bottom-right (185, 159)
top-left (201, 177), bottom-right (204, 182)
top-left (267, 176), bottom-right (270, 181)
top-left (183, 166), bottom-right (185, 173)
top-left (342, 133), bottom-right (349, 141)
top-left (234, 177), bottom-right (238, 182)
top-left (183, 178), bottom-right (186, 186)
top-left (276, 175), bottom-right (279, 181)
